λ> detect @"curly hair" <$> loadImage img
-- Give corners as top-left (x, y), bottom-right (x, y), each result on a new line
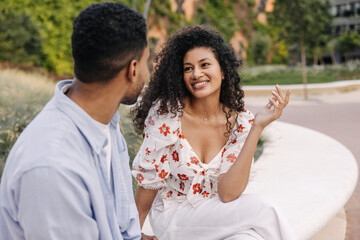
top-left (132, 25), bottom-right (244, 136)
top-left (72, 2), bottom-right (147, 83)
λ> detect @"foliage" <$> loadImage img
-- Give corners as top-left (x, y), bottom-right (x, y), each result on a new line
top-left (336, 31), bottom-right (360, 61)
top-left (0, 8), bottom-right (43, 65)
top-left (248, 32), bottom-right (271, 65)
top-left (0, 0), bottom-right (135, 75)
top-left (242, 62), bottom-right (360, 85)
top-left (269, 0), bottom-right (333, 52)
top-left (194, 0), bottom-right (239, 42)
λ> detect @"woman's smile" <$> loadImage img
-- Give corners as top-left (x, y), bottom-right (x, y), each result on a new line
top-left (191, 80), bottom-right (209, 90)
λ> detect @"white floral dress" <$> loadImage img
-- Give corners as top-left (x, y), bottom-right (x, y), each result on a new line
top-left (132, 102), bottom-right (296, 240)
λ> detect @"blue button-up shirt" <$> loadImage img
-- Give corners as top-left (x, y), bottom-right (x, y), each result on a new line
top-left (0, 80), bottom-right (141, 240)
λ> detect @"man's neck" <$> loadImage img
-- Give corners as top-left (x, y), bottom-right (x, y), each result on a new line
top-left (66, 78), bottom-right (125, 124)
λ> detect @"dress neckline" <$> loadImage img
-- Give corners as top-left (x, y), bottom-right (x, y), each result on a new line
top-left (179, 114), bottom-right (240, 166)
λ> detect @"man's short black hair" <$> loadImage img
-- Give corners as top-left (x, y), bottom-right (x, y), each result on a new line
top-left (72, 2), bottom-right (147, 83)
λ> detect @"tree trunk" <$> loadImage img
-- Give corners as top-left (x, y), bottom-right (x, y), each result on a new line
top-left (300, 38), bottom-right (308, 100)
top-left (331, 52), bottom-right (336, 65)
top-left (143, 0), bottom-right (151, 23)
top-left (313, 52), bottom-right (318, 66)
top-left (132, 0), bottom-right (137, 11)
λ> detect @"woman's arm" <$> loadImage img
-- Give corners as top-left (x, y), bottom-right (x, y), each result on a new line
top-left (135, 186), bottom-right (158, 229)
top-left (218, 86), bottom-right (290, 203)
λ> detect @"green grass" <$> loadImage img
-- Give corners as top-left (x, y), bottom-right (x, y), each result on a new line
top-left (241, 63), bottom-right (360, 85)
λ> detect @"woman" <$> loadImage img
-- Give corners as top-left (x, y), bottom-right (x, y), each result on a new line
top-left (131, 25), bottom-right (295, 240)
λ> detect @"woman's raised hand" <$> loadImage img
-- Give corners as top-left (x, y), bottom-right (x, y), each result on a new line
top-left (253, 85), bottom-right (290, 130)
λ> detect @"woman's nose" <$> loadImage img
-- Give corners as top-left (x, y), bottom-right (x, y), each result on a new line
top-left (191, 67), bottom-right (203, 80)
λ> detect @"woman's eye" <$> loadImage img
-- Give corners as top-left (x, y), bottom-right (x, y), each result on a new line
top-left (202, 63), bottom-right (210, 67)
top-left (184, 67), bottom-right (192, 72)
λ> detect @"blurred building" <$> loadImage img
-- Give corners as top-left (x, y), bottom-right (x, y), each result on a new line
top-left (329, 0), bottom-right (360, 62)
top-left (330, 0), bottom-right (360, 35)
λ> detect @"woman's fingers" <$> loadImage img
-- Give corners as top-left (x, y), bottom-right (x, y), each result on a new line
top-left (284, 89), bottom-right (291, 105)
top-left (271, 91), bottom-right (284, 105)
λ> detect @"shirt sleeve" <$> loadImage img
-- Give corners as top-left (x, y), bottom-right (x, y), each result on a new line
top-left (132, 103), bottom-right (179, 190)
top-left (219, 110), bottom-right (256, 180)
top-left (15, 167), bottom-right (99, 240)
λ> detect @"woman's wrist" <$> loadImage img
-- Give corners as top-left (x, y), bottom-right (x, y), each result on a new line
top-left (250, 123), bottom-right (265, 135)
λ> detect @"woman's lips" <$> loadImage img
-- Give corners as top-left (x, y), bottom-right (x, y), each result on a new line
top-left (191, 80), bottom-right (209, 90)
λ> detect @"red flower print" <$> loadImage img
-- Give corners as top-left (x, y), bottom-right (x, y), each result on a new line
top-left (173, 128), bottom-right (180, 136)
top-left (192, 183), bottom-right (201, 194)
top-left (230, 139), bottom-right (237, 145)
top-left (145, 133), bottom-right (149, 138)
top-left (190, 156), bottom-right (199, 165)
top-left (148, 116), bottom-right (155, 126)
top-left (144, 123), bottom-right (147, 128)
top-left (161, 154), bottom-right (168, 163)
top-left (242, 109), bottom-right (248, 113)
top-left (177, 192), bottom-right (183, 196)
top-left (136, 173), bottom-right (144, 184)
top-left (158, 169), bottom-right (168, 179)
top-left (237, 124), bottom-right (246, 133)
top-left (179, 134), bottom-right (185, 139)
top-left (186, 163), bottom-right (191, 167)
top-left (172, 150), bottom-right (179, 162)
top-left (145, 147), bottom-right (151, 155)
top-left (226, 153), bottom-right (236, 163)
top-left (155, 164), bottom-right (159, 172)
top-left (159, 123), bottom-right (170, 136)
top-left (177, 174), bottom-right (189, 181)
top-left (166, 191), bottom-right (173, 198)
top-left (249, 119), bottom-right (254, 125)
top-left (200, 171), bottom-right (205, 176)
top-left (202, 191), bottom-right (209, 198)
top-left (180, 144), bottom-right (183, 149)
top-left (151, 159), bottom-right (156, 164)
top-left (193, 170), bottom-right (198, 174)
top-left (221, 148), bottom-right (226, 158)
top-left (180, 181), bottom-right (185, 191)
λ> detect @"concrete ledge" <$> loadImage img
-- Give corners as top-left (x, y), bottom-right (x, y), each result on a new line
top-left (243, 80), bottom-right (360, 96)
top-left (244, 122), bottom-right (358, 240)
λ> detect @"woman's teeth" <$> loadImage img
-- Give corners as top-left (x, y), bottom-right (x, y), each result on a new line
top-left (193, 82), bottom-right (206, 87)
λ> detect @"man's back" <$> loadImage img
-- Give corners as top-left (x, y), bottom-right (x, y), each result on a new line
top-left (0, 80), bottom-right (139, 239)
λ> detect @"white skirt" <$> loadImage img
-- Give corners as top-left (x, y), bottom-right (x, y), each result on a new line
top-left (149, 194), bottom-right (297, 240)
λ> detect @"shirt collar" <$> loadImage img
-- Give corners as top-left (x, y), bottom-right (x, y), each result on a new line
top-left (54, 80), bottom-right (120, 155)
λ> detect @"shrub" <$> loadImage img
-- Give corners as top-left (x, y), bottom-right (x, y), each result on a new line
top-left (0, 8), bottom-right (43, 66)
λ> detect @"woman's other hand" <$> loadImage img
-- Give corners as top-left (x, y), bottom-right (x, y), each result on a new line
top-left (254, 85), bottom-right (290, 130)
top-left (141, 233), bottom-right (158, 240)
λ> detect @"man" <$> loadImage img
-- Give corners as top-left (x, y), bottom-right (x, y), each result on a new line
top-left (0, 2), bottom-right (148, 239)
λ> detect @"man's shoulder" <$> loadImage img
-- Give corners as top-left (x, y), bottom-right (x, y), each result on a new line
top-left (3, 107), bottom-right (93, 181)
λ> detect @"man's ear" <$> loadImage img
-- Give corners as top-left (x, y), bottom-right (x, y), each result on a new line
top-left (126, 59), bottom-right (138, 83)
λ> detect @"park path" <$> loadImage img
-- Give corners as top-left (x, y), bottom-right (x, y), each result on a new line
top-left (245, 90), bottom-right (360, 240)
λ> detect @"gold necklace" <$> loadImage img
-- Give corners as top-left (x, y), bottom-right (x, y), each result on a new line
top-left (193, 105), bottom-right (222, 122)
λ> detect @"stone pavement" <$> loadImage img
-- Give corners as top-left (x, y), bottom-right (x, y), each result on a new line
top-left (244, 84), bottom-right (360, 240)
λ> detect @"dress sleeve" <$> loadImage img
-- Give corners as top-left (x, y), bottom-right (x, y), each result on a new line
top-left (132, 103), bottom-right (179, 190)
top-left (219, 110), bottom-right (256, 180)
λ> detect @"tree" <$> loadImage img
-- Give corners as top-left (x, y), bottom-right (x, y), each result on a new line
top-left (0, 8), bottom-right (43, 65)
top-left (336, 31), bottom-right (360, 62)
top-left (249, 32), bottom-right (271, 65)
top-left (269, 0), bottom-right (332, 99)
